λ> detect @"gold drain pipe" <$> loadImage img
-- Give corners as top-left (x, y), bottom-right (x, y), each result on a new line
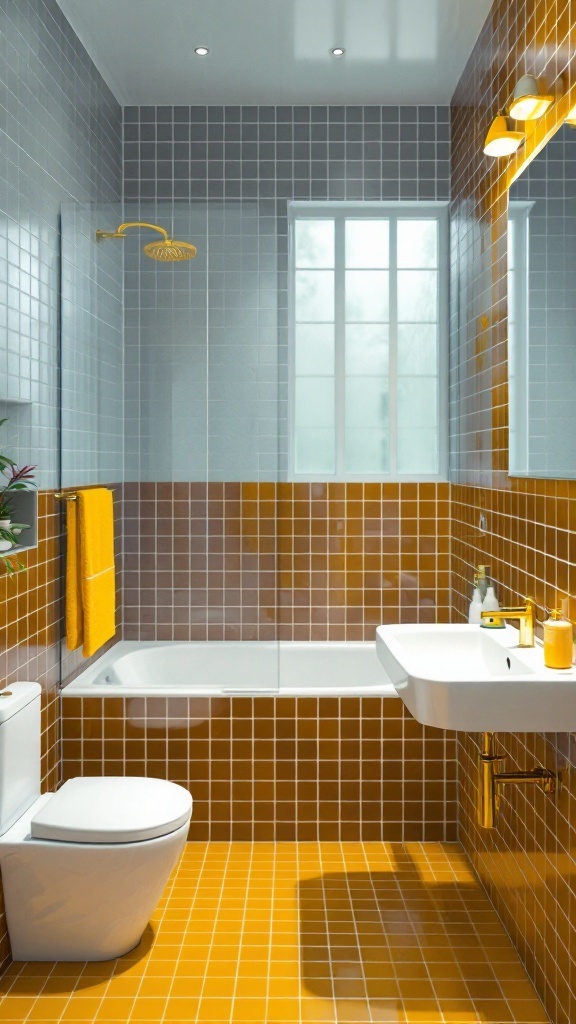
top-left (478, 731), bottom-right (557, 829)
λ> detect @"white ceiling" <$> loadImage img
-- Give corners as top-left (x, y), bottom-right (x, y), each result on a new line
top-left (56, 0), bottom-right (492, 107)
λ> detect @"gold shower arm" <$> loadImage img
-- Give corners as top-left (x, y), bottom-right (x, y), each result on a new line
top-left (96, 222), bottom-right (170, 242)
top-left (95, 220), bottom-right (197, 261)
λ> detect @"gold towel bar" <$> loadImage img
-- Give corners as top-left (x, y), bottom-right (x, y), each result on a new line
top-left (55, 489), bottom-right (115, 501)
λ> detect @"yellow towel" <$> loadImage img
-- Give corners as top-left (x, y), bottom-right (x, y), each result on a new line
top-left (65, 488), bottom-right (116, 657)
top-left (65, 498), bottom-right (83, 651)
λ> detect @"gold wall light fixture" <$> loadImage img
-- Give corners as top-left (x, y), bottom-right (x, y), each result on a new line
top-left (95, 221), bottom-right (197, 262)
top-left (565, 103), bottom-right (576, 126)
top-left (483, 113), bottom-right (525, 158)
top-left (508, 73), bottom-right (554, 121)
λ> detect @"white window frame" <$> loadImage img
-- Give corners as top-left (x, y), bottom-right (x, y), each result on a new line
top-left (288, 201), bottom-right (449, 482)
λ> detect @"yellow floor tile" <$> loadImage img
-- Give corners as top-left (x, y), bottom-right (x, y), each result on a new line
top-left (26, 997), bottom-right (71, 1018)
top-left (229, 978), bottom-right (267, 998)
top-left (196, 995), bottom-right (233, 1020)
top-left (58, 998), bottom-right (103, 1020)
top-left (129, 977), bottom-right (169, 998)
top-left (162, 996), bottom-right (200, 1020)
top-left (17, 964), bottom-right (54, 978)
top-left (0, 841), bottom-right (549, 1024)
top-left (168, 976), bottom-right (205, 997)
top-left (125, 996), bottom-right (167, 1020)
top-left (0, 1003), bottom-right (39, 1019)
top-left (267, 977), bottom-right (303, 998)
top-left (230, 996), bottom-right (268, 1020)
top-left (269, 995), bottom-right (303, 1014)
top-left (1, 977), bottom-right (42, 997)
top-left (93, 999), bottom-right (137, 1020)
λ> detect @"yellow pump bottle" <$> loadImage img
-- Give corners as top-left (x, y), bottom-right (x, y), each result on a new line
top-left (543, 610), bottom-right (573, 670)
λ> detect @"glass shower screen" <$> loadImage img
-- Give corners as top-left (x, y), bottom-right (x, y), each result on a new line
top-left (60, 199), bottom-right (282, 687)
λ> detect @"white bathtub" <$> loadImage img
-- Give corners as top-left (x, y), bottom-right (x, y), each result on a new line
top-left (61, 641), bottom-right (396, 697)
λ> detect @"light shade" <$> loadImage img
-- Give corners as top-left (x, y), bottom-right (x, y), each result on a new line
top-left (483, 115), bottom-right (525, 157)
top-left (509, 74), bottom-right (554, 121)
top-left (566, 104), bottom-right (576, 126)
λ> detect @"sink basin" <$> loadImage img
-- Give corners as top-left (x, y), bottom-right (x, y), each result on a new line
top-left (376, 623), bottom-right (576, 731)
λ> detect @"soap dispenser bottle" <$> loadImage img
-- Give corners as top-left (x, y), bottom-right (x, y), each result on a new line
top-left (475, 565), bottom-right (489, 603)
top-left (482, 583), bottom-right (500, 613)
top-left (468, 586), bottom-right (484, 624)
top-left (543, 609), bottom-right (573, 669)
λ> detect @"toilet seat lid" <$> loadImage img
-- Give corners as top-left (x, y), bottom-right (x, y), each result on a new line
top-left (30, 777), bottom-right (193, 844)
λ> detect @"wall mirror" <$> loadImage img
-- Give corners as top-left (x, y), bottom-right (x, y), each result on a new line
top-left (508, 122), bottom-right (576, 478)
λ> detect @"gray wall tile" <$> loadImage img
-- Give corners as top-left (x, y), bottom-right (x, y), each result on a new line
top-left (0, 0), bottom-right (122, 488)
top-left (123, 105), bottom-right (450, 482)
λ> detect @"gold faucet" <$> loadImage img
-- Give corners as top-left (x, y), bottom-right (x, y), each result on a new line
top-left (480, 599), bottom-right (535, 647)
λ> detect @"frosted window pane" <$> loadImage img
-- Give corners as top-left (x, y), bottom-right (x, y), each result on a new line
top-left (295, 325), bottom-right (335, 375)
top-left (397, 429), bottom-right (437, 474)
top-left (397, 270), bottom-right (437, 322)
top-left (345, 271), bottom-right (389, 322)
top-left (290, 211), bottom-right (443, 480)
top-left (345, 429), bottom-right (389, 473)
top-left (295, 270), bottom-right (334, 321)
top-left (295, 377), bottom-right (335, 428)
top-left (397, 377), bottom-right (437, 429)
top-left (397, 220), bottom-right (438, 268)
top-left (346, 220), bottom-right (389, 268)
top-left (295, 220), bottom-right (334, 268)
top-left (346, 377), bottom-right (389, 428)
top-left (397, 324), bottom-right (437, 375)
top-left (346, 325), bottom-right (389, 376)
top-left (295, 429), bottom-right (335, 474)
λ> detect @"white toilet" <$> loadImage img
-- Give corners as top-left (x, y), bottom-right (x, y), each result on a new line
top-left (0, 682), bottom-right (192, 961)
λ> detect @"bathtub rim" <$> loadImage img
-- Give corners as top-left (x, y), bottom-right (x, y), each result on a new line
top-left (61, 639), bottom-right (398, 698)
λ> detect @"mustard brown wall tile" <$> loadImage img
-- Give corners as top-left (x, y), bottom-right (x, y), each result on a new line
top-left (123, 481), bottom-right (451, 642)
top-left (61, 693), bottom-right (458, 842)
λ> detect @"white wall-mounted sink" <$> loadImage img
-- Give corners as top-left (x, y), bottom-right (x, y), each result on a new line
top-left (376, 623), bottom-right (576, 731)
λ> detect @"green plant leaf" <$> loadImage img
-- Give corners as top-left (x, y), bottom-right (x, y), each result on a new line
top-left (0, 551), bottom-right (26, 576)
top-left (0, 526), bottom-right (19, 544)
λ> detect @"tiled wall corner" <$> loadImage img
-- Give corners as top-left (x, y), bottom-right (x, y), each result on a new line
top-left (451, 2), bottom-right (576, 1022)
top-left (0, 0), bottom-right (122, 972)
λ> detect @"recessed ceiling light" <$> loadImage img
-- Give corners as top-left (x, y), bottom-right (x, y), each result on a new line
top-left (194, 46), bottom-right (210, 56)
top-left (330, 47), bottom-right (345, 57)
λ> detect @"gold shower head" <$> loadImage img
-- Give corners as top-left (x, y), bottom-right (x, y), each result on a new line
top-left (143, 238), bottom-right (197, 261)
top-left (95, 221), bottom-right (197, 262)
